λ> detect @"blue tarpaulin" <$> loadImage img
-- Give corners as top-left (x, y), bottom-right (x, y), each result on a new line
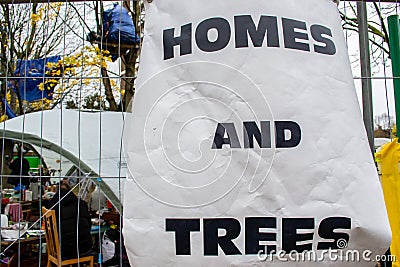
top-left (12, 55), bottom-right (61, 102)
top-left (103, 4), bottom-right (140, 45)
top-left (2, 99), bottom-right (16, 119)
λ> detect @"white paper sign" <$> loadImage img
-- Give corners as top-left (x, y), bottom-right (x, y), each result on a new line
top-left (123, 0), bottom-right (391, 266)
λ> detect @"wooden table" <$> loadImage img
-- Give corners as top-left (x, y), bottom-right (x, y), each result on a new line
top-left (1, 235), bottom-right (43, 246)
top-left (1, 236), bottom-right (46, 267)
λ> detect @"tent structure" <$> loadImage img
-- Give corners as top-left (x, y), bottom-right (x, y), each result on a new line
top-left (0, 109), bottom-right (127, 212)
top-left (375, 137), bottom-right (391, 152)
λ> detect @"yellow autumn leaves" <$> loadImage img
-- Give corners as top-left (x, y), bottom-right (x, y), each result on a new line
top-left (32, 45), bottom-right (121, 112)
top-left (30, 3), bottom-right (62, 25)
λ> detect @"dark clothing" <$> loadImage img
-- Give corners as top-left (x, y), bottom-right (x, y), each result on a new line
top-left (48, 189), bottom-right (93, 259)
top-left (8, 157), bottom-right (30, 186)
top-left (380, 248), bottom-right (392, 267)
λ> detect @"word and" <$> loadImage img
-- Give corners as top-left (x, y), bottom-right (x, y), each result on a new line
top-left (212, 121), bottom-right (301, 149)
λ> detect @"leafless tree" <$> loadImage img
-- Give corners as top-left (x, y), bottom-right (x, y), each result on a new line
top-left (375, 113), bottom-right (394, 129)
top-left (0, 2), bottom-right (80, 114)
top-left (339, 2), bottom-right (397, 68)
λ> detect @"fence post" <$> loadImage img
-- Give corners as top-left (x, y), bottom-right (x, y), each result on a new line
top-left (357, 2), bottom-right (375, 153)
top-left (388, 15), bottom-right (400, 139)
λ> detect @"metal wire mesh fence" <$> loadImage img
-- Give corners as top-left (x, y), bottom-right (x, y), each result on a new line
top-left (0, 1), bottom-right (397, 266)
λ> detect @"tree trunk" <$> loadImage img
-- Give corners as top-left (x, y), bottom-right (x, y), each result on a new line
top-left (10, 90), bottom-right (17, 114)
top-left (122, 47), bottom-right (139, 111)
top-left (121, 0), bottom-right (142, 111)
top-left (1, 139), bottom-right (14, 188)
top-left (14, 83), bottom-right (24, 116)
top-left (101, 67), bottom-right (118, 111)
top-left (0, 80), bottom-right (5, 116)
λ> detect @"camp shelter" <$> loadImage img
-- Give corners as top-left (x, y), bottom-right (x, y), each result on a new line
top-left (0, 109), bottom-right (127, 212)
top-left (374, 137), bottom-right (391, 152)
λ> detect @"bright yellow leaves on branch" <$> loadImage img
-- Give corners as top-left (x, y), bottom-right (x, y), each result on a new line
top-left (29, 99), bottom-right (51, 112)
top-left (35, 45), bottom-right (115, 111)
top-left (30, 3), bottom-right (63, 25)
top-left (0, 115), bottom-right (9, 123)
top-left (44, 46), bottom-right (112, 78)
top-left (30, 14), bottom-right (41, 24)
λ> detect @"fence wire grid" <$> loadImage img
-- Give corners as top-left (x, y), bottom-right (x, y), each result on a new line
top-left (0, 1), bottom-right (398, 267)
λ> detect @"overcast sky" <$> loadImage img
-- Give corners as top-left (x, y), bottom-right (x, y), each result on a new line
top-left (339, 2), bottom-right (398, 120)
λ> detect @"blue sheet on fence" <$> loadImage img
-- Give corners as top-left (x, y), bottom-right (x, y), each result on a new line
top-left (2, 99), bottom-right (16, 119)
top-left (12, 55), bottom-right (61, 102)
top-left (103, 4), bottom-right (140, 45)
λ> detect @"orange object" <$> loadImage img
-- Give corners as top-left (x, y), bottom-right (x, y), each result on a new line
top-left (106, 200), bottom-right (113, 209)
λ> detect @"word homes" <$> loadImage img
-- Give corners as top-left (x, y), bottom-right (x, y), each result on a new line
top-left (163, 15), bottom-right (336, 60)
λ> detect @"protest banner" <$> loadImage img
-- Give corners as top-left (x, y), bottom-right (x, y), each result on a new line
top-left (123, 0), bottom-right (391, 265)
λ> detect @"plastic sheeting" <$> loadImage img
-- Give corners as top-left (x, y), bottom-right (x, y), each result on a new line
top-left (0, 109), bottom-right (127, 212)
top-left (376, 139), bottom-right (400, 267)
top-left (2, 99), bottom-right (16, 119)
top-left (11, 56), bottom-right (61, 102)
top-left (104, 4), bottom-right (140, 45)
top-left (123, 0), bottom-right (391, 266)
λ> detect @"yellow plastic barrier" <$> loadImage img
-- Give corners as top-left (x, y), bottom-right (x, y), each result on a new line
top-left (376, 138), bottom-right (400, 266)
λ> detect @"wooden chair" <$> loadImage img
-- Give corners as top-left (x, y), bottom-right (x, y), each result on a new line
top-left (42, 207), bottom-right (94, 267)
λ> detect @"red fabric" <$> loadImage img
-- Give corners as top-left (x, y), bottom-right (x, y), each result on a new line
top-left (1, 198), bottom-right (10, 206)
top-left (5, 203), bottom-right (22, 222)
